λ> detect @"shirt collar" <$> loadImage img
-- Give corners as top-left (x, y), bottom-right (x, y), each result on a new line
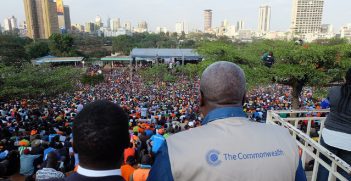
top-left (140, 164), bottom-right (152, 169)
top-left (202, 107), bottom-right (247, 125)
top-left (77, 165), bottom-right (121, 177)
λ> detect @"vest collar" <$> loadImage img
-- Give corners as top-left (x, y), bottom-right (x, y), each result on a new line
top-left (202, 107), bottom-right (247, 125)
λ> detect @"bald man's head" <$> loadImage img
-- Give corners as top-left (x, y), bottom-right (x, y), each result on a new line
top-left (200, 61), bottom-right (246, 112)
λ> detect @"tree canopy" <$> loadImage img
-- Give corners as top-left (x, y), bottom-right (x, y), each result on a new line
top-left (0, 35), bottom-right (31, 66)
top-left (0, 64), bottom-right (82, 100)
top-left (49, 33), bottom-right (77, 57)
top-left (195, 39), bottom-right (351, 108)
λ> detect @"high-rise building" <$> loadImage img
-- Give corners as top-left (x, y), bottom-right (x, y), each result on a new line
top-left (3, 18), bottom-right (12, 31)
top-left (204, 9), bottom-right (212, 32)
top-left (290, 0), bottom-right (324, 34)
top-left (110, 18), bottom-right (121, 31)
top-left (124, 21), bottom-right (132, 31)
top-left (85, 22), bottom-right (95, 33)
top-left (236, 20), bottom-right (245, 31)
top-left (95, 15), bottom-right (102, 28)
top-left (3, 16), bottom-right (18, 31)
top-left (19, 21), bottom-right (27, 30)
top-left (23, 0), bottom-right (59, 39)
top-left (72, 23), bottom-right (84, 32)
top-left (258, 5), bottom-right (271, 33)
top-left (58, 16), bottom-right (65, 29)
top-left (135, 21), bottom-right (148, 33)
top-left (321, 24), bottom-right (333, 34)
top-left (156, 27), bottom-right (168, 34)
top-left (10, 16), bottom-right (18, 30)
top-left (340, 24), bottom-right (351, 40)
top-left (221, 19), bottom-right (229, 28)
top-left (106, 17), bottom-right (111, 29)
top-left (175, 22), bottom-right (185, 34)
top-left (63, 6), bottom-right (71, 30)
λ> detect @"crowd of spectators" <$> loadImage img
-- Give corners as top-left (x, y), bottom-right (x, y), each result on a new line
top-left (0, 66), bottom-right (327, 180)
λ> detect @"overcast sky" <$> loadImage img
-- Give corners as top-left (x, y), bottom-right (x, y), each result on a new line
top-left (1, 0), bottom-right (350, 32)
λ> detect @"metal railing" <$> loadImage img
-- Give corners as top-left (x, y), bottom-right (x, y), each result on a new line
top-left (266, 110), bottom-right (351, 181)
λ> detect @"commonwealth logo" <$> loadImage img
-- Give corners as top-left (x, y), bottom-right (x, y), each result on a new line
top-left (206, 150), bottom-right (221, 166)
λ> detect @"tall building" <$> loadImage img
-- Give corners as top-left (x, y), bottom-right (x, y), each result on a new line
top-left (204, 9), bottom-right (212, 32)
top-left (258, 5), bottom-right (271, 33)
top-left (222, 19), bottom-right (229, 28)
top-left (110, 18), bottom-right (121, 31)
top-left (23, 0), bottom-right (59, 39)
top-left (95, 15), bottom-right (102, 28)
top-left (175, 22), bottom-right (185, 34)
top-left (236, 20), bottom-right (245, 31)
top-left (3, 18), bottom-right (12, 31)
top-left (63, 6), bottom-right (71, 30)
top-left (85, 22), bottom-right (95, 33)
top-left (124, 21), bottom-right (132, 31)
top-left (156, 27), bottom-right (168, 34)
top-left (290, 0), bottom-right (324, 34)
top-left (106, 17), bottom-right (111, 29)
top-left (10, 16), bottom-right (18, 30)
top-left (72, 23), bottom-right (84, 32)
top-left (321, 24), bottom-right (333, 34)
top-left (340, 24), bottom-right (351, 40)
top-left (3, 16), bottom-right (18, 31)
top-left (135, 21), bottom-right (148, 33)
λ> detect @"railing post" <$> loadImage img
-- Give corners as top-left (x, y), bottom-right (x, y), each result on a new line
top-left (328, 162), bottom-right (336, 181)
top-left (311, 151), bottom-right (320, 181)
top-left (294, 119), bottom-right (299, 139)
top-left (267, 110), bottom-right (273, 124)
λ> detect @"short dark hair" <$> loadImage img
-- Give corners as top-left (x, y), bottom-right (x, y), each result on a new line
top-left (73, 100), bottom-right (130, 169)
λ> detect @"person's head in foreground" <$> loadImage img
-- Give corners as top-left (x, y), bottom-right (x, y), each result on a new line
top-left (73, 100), bottom-right (129, 170)
top-left (200, 61), bottom-right (246, 117)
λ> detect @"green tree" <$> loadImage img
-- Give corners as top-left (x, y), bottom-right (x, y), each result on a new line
top-left (0, 64), bottom-right (82, 100)
top-left (112, 35), bottom-right (134, 55)
top-left (196, 40), bottom-right (351, 109)
top-left (0, 35), bottom-right (31, 66)
top-left (25, 41), bottom-right (50, 59)
top-left (49, 33), bottom-right (76, 56)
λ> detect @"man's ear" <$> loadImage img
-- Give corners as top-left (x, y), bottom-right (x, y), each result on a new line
top-left (200, 91), bottom-right (205, 107)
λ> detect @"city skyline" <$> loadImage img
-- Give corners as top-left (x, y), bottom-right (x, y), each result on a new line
top-left (1, 0), bottom-right (351, 32)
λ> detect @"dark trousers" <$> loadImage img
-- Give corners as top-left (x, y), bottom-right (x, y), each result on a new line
top-left (317, 137), bottom-right (351, 181)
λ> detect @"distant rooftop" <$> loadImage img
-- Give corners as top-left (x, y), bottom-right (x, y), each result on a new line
top-left (33, 55), bottom-right (85, 65)
top-left (130, 48), bottom-right (201, 60)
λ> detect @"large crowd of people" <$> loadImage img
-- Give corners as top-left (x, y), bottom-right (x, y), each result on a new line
top-left (0, 64), bottom-right (338, 181)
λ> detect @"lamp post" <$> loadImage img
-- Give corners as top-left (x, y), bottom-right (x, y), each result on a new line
top-left (82, 60), bottom-right (85, 68)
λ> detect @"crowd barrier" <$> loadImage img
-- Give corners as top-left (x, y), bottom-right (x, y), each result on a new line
top-left (266, 110), bottom-right (351, 181)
